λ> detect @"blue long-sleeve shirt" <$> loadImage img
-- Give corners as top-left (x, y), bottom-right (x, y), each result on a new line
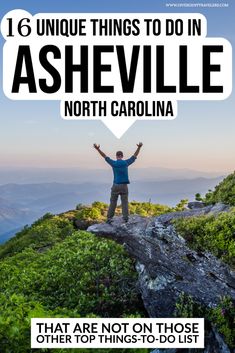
top-left (105, 155), bottom-right (136, 184)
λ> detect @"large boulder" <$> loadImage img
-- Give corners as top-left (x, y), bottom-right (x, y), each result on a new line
top-left (88, 204), bottom-right (235, 352)
top-left (188, 201), bottom-right (205, 209)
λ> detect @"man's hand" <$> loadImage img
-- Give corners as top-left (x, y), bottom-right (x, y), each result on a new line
top-left (93, 143), bottom-right (100, 150)
top-left (134, 142), bottom-right (143, 157)
top-left (93, 143), bottom-right (106, 158)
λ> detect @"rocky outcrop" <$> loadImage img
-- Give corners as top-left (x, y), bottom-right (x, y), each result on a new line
top-left (87, 203), bottom-right (235, 352)
top-left (74, 218), bottom-right (99, 230)
top-left (188, 201), bottom-right (205, 209)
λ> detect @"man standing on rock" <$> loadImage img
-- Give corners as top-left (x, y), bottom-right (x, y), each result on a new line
top-left (93, 143), bottom-right (143, 223)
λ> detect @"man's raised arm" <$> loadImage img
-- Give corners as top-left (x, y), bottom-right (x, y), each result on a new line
top-left (133, 142), bottom-right (143, 157)
top-left (93, 143), bottom-right (107, 158)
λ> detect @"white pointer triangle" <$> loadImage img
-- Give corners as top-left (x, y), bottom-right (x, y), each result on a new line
top-left (101, 118), bottom-right (136, 138)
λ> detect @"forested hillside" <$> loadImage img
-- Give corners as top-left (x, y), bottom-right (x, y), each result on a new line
top-left (0, 201), bottom-right (175, 353)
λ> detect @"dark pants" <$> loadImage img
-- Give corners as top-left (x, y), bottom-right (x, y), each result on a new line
top-left (107, 183), bottom-right (129, 221)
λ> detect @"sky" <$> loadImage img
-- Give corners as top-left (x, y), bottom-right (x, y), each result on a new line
top-left (0, 0), bottom-right (234, 173)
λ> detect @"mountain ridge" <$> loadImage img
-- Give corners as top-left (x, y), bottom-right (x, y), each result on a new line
top-left (0, 176), bottom-right (224, 242)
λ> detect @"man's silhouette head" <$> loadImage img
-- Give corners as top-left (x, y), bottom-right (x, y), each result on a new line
top-left (116, 151), bottom-right (123, 160)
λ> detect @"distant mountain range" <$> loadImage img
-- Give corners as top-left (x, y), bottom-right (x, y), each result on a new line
top-left (0, 174), bottom-right (224, 243)
top-left (0, 197), bottom-right (36, 242)
top-left (0, 166), bottom-right (226, 184)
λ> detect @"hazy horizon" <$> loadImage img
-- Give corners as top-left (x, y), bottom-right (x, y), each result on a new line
top-left (0, 165), bottom-right (230, 186)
